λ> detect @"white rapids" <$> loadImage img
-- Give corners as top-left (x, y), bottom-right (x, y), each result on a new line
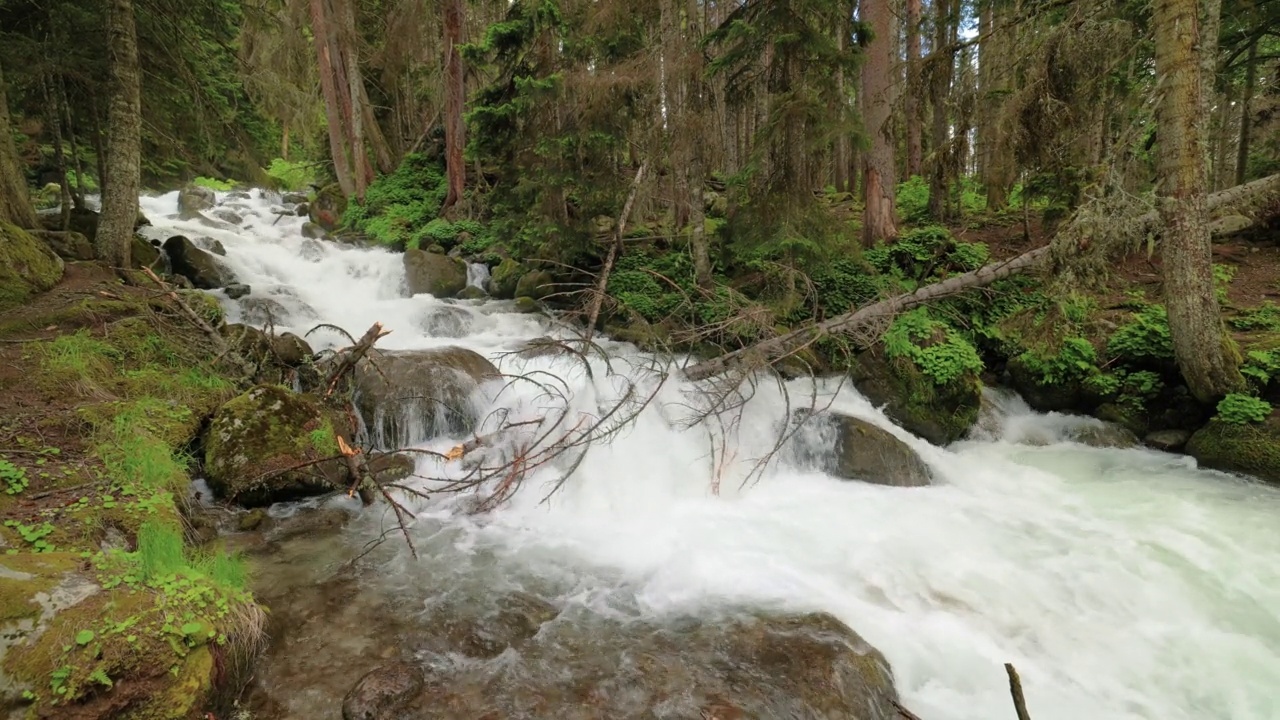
top-left (141, 188), bottom-right (1280, 720)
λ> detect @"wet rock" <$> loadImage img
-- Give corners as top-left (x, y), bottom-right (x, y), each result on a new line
top-left (178, 184), bottom-right (217, 213)
top-left (515, 269), bottom-right (554, 300)
top-left (301, 221), bottom-right (326, 239)
top-left (418, 306), bottom-right (473, 338)
top-left (456, 285), bottom-right (487, 301)
top-left (300, 238), bottom-right (327, 262)
top-left (1065, 421), bottom-right (1138, 448)
top-left (793, 412), bottom-right (932, 487)
top-left (367, 453), bottom-right (415, 483)
top-left (225, 283), bottom-right (252, 300)
top-left (295, 202), bottom-right (310, 217)
top-left (131, 235), bottom-right (165, 271)
top-left (200, 237), bottom-right (228, 256)
top-left (849, 351), bottom-right (982, 446)
top-left (203, 384), bottom-right (349, 506)
top-left (404, 249), bottom-right (468, 298)
top-left (282, 191), bottom-right (309, 205)
top-left (0, 222), bottom-right (64, 313)
top-left (490, 258), bottom-right (525, 299)
top-left (1006, 356), bottom-right (1088, 413)
top-left (163, 235), bottom-right (234, 289)
top-left (309, 183), bottom-right (347, 232)
top-left (353, 347), bottom-right (499, 448)
top-left (212, 208), bottom-right (243, 225)
top-left (1187, 416), bottom-right (1280, 485)
top-left (226, 190), bottom-right (252, 200)
top-left (31, 229), bottom-right (94, 261)
top-left (1145, 429), bottom-right (1191, 452)
top-left (239, 508), bottom-right (269, 532)
top-left (271, 332), bottom-right (314, 367)
top-left (512, 296), bottom-right (538, 314)
top-left (239, 297), bottom-right (290, 326)
top-left (343, 663), bottom-right (425, 720)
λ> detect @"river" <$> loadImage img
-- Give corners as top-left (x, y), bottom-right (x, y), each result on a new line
top-left (139, 188), bottom-right (1280, 720)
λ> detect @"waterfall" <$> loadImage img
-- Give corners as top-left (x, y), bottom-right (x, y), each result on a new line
top-left (138, 188), bottom-right (1280, 720)
top-left (466, 261), bottom-right (491, 291)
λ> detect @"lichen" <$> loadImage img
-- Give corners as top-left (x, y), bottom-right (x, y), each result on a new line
top-left (0, 221), bottom-right (65, 313)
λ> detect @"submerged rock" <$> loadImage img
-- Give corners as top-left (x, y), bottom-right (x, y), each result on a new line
top-left (178, 184), bottom-right (217, 213)
top-left (203, 384), bottom-right (349, 506)
top-left (1187, 416), bottom-right (1280, 485)
top-left (301, 221), bottom-right (326, 239)
top-left (1065, 421), bottom-right (1139, 449)
top-left (0, 222), bottom-right (64, 313)
top-left (163, 234), bottom-right (234, 289)
top-left (343, 663), bottom-right (425, 720)
top-left (456, 285), bottom-right (487, 301)
top-left (417, 305), bottom-right (473, 338)
top-left (212, 208), bottom-right (243, 225)
top-left (792, 411), bottom-right (932, 487)
top-left (224, 283), bottom-right (251, 299)
top-left (353, 347), bottom-right (499, 448)
top-left (403, 249), bottom-right (468, 298)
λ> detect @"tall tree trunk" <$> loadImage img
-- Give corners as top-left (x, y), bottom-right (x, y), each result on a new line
top-left (0, 61), bottom-right (37, 228)
top-left (905, 0), bottom-right (923, 177)
top-left (927, 0), bottom-right (956, 220)
top-left (90, 95), bottom-right (107, 203)
top-left (97, 0), bottom-right (141, 268)
top-left (1153, 0), bottom-right (1241, 403)
top-left (860, 0), bottom-right (898, 246)
top-left (42, 75), bottom-right (71, 231)
top-left (441, 0), bottom-right (466, 212)
top-left (685, 0), bottom-right (712, 289)
top-left (61, 78), bottom-right (86, 211)
top-left (334, 0), bottom-right (369, 199)
top-left (282, 122), bottom-right (290, 160)
top-left (310, 0), bottom-right (354, 196)
top-left (1236, 40), bottom-right (1257, 186)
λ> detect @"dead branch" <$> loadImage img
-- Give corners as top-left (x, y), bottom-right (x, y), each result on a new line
top-left (1005, 663), bottom-right (1033, 720)
top-left (322, 321), bottom-right (390, 397)
top-left (139, 266), bottom-right (229, 355)
top-left (892, 700), bottom-right (925, 720)
top-left (584, 160), bottom-right (649, 343)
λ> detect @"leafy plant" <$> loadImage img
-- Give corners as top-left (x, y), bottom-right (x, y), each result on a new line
top-left (1229, 303), bottom-right (1280, 332)
top-left (1216, 393), bottom-right (1272, 425)
top-left (0, 458), bottom-right (28, 495)
top-left (884, 309), bottom-right (984, 385)
top-left (264, 158), bottom-right (315, 191)
top-left (1017, 337), bottom-right (1098, 385)
top-left (1107, 304), bottom-right (1174, 363)
top-left (191, 176), bottom-right (235, 191)
top-left (1213, 263), bottom-right (1236, 303)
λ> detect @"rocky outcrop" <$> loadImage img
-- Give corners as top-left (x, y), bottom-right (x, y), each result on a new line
top-left (178, 184), bottom-right (217, 213)
top-left (282, 191), bottom-right (309, 205)
top-left (403, 249), bottom-right (467, 298)
top-left (456, 285), bottom-right (486, 301)
top-left (490, 258), bottom-right (525, 299)
top-left (203, 384), bottom-right (349, 506)
top-left (309, 183), bottom-right (347, 232)
top-left (850, 351), bottom-right (981, 446)
top-left (163, 235), bottom-right (234, 289)
top-left (515, 269), bottom-right (554, 300)
top-left (0, 222), bottom-right (64, 313)
top-left (271, 332), bottom-right (314, 367)
top-left (792, 411), bottom-right (932, 487)
top-left (1187, 416), bottom-right (1280, 485)
top-left (353, 347), bottom-right (499, 448)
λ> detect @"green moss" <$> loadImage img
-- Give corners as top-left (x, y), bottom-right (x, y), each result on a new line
top-left (850, 351), bottom-right (981, 445)
top-left (0, 221), bottom-right (65, 313)
top-left (883, 309), bottom-right (983, 386)
top-left (491, 258), bottom-right (526, 299)
top-left (1187, 418), bottom-right (1280, 486)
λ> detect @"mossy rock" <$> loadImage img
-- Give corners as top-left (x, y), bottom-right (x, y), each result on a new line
top-left (850, 352), bottom-right (981, 445)
top-left (456, 285), bottom-right (487, 301)
top-left (204, 385), bottom-right (350, 507)
top-left (1186, 415), bottom-right (1280, 485)
top-left (1005, 355), bottom-right (1089, 413)
top-left (790, 411), bottom-right (932, 486)
top-left (0, 221), bottom-right (65, 313)
top-left (490, 258), bottom-right (526, 299)
top-left (30, 229), bottom-right (94, 261)
top-left (163, 235), bottom-right (234, 290)
top-left (309, 183), bottom-right (347, 232)
top-left (514, 270), bottom-right (554, 301)
top-left (403, 249), bottom-right (467, 298)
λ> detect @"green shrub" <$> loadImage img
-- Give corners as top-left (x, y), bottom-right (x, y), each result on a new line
top-left (1213, 264), bottom-right (1236, 303)
top-left (342, 153), bottom-right (449, 248)
top-left (1229, 303), bottom-right (1280, 332)
top-left (1217, 393), bottom-right (1272, 425)
top-left (264, 158), bottom-right (316, 191)
top-left (884, 308), bottom-right (984, 385)
top-left (1242, 349), bottom-right (1280, 387)
top-left (895, 176), bottom-right (930, 223)
top-left (1107, 304), bottom-right (1174, 363)
top-left (192, 176), bottom-right (234, 191)
top-left (1018, 337), bottom-right (1098, 385)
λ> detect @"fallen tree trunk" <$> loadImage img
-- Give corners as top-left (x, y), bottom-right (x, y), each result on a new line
top-left (683, 173), bottom-right (1280, 383)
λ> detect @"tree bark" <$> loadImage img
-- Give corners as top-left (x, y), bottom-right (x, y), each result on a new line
top-left (310, 0), bottom-right (354, 197)
top-left (42, 75), bottom-right (71, 231)
top-left (60, 78), bottom-right (86, 211)
top-left (860, 0), bottom-right (898, 246)
top-left (905, 0), bottom-right (923, 177)
top-left (441, 0), bottom-right (467, 213)
top-left (0, 61), bottom-right (37, 228)
top-left (927, 0), bottom-right (957, 220)
top-left (1235, 40), bottom-right (1257, 186)
top-left (1153, 0), bottom-right (1242, 402)
top-left (97, 0), bottom-right (141, 268)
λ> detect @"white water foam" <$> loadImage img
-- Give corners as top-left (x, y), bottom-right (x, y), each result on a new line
top-left (144, 188), bottom-right (1280, 720)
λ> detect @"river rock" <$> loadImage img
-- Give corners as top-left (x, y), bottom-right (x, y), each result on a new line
top-left (309, 183), bottom-right (347, 232)
top-left (793, 411), bottom-right (932, 487)
top-left (849, 351), bottom-right (982, 446)
top-left (342, 663), bottom-right (425, 720)
top-left (283, 191), bottom-right (309, 205)
top-left (301, 221), bottom-right (326, 239)
top-left (238, 296), bottom-right (290, 326)
top-left (1187, 416), bottom-right (1280, 485)
top-left (1144, 429), bottom-right (1191, 452)
top-left (403, 249), bottom-right (467, 298)
top-left (178, 184), bottom-right (217, 213)
top-left (1006, 356), bottom-right (1088, 413)
top-left (31, 229), bottom-right (94, 261)
top-left (271, 332), bottom-right (314, 367)
top-left (0, 222), bottom-right (64, 313)
top-left (212, 208), bottom-right (243, 225)
top-left (512, 296), bottom-right (539, 314)
top-left (224, 283), bottom-right (252, 300)
top-left (203, 384), bottom-right (350, 506)
top-left (199, 237), bottom-right (228, 256)
top-left (456, 285), bottom-right (487, 301)
top-left (417, 305), bottom-right (473, 338)
top-left (295, 202), bottom-right (310, 217)
top-left (515, 269), bottom-right (554, 300)
top-left (490, 258), bottom-right (525, 299)
top-left (163, 235), bottom-right (234, 289)
top-left (1064, 421), bottom-right (1138, 448)
top-left (131, 236), bottom-right (165, 271)
top-left (353, 347), bottom-right (499, 448)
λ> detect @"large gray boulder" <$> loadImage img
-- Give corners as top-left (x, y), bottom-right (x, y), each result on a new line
top-left (163, 235), bottom-right (234, 289)
top-left (353, 347), bottom-right (500, 448)
top-left (403, 249), bottom-right (468, 298)
top-left (792, 411), bottom-right (932, 487)
top-left (178, 184), bottom-right (217, 213)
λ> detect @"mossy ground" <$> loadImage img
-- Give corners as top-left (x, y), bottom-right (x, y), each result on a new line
top-left (0, 261), bottom-right (262, 718)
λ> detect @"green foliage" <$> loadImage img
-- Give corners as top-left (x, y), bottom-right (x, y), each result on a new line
top-left (1217, 393), bottom-right (1272, 425)
top-left (864, 225), bottom-right (986, 283)
top-left (895, 176), bottom-right (931, 223)
top-left (1242, 348), bottom-right (1280, 387)
top-left (1, 457), bottom-right (28, 495)
top-left (1017, 337), bottom-right (1099, 385)
top-left (1229, 303), bottom-right (1280, 331)
top-left (1213, 263), bottom-right (1236, 303)
top-left (948, 241), bottom-right (990, 271)
top-left (264, 158), bottom-right (316, 191)
top-left (136, 523), bottom-right (188, 583)
top-left (2, 520), bottom-right (55, 552)
top-left (883, 309), bottom-right (984, 386)
top-left (343, 154), bottom-right (450, 249)
top-left (1107, 304), bottom-right (1174, 363)
top-left (191, 177), bottom-right (235, 191)
top-left (811, 258), bottom-right (887, 318)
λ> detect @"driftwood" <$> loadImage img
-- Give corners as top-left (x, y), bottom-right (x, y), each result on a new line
top-left (322, 321), bottom-right (390, 397)
top-left (584, 160), bottom-right (649, 343)
top-left (140, 266), bottom-right (230, 355)
top-left (1005, 663), bottom-right (1033, 720)
top-left (683, 173), bottom-right (1280, 383)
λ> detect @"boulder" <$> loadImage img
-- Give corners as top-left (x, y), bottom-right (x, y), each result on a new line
top-left (353, 347), bottom-right (499, 448)
top-left (417, 306), bottom-right (473, 338)
top-left (238, 297), bottom-right (290, 326)
top-left (199, 237), bottom-right (227, 256)
top-left (224, 283), bottom-right (251, 300)
top-left (1064, 421), bottom-right (1138, 449)
top-left (309, 183), bottom-right (347, 232)
top-left (203, 384), bottom-right (350, 506)
top-left (490, 258), bottom-right (525, 299)
top-left (849, 351), bottom-right (981, 446)
top-left (282, 191), bottom-right (309, 204)
top-left (403, 249), bottom-right (467, 298)
top-left (515, 269), bottom-right (554, 300)
top-left (1006, 356), bottom-right (1088, 413)
top-left (301, 221), bottom-right (326, 239)
top-left (792, 412), bottom-right (932, 487)
top-left (1187, 416), bottom-right (1280, 485)
top-left (0, 222), bottom-right (64, 313)
top-left (456, 285), bottom-right (487, 301)
top-left (163, 235), bottom-right (234, 289)
top-left (1145, 429), bottom-right (1191, 453)
top-left (367, 453), bottom-right (415, 483)
top-left (31, 230), bottom-right (94, 261)
top-left (295, 202), bottom-right (310, 217)
top-left (512, 296), bottom-right (539, 314)
top-left (178, 184), bottom-right (217, 213)
top-left (131, 236), bottom-right (166, 271)
top-left (342, 663), bottom-right (425, 720)
top-left (271, 332), bottom-right (314, 367)
top-left (212, 208), bottom-right (243, 225)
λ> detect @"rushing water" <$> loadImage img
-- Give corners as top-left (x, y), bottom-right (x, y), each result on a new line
top-left (140, 189), bottom-right (1280, 720)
